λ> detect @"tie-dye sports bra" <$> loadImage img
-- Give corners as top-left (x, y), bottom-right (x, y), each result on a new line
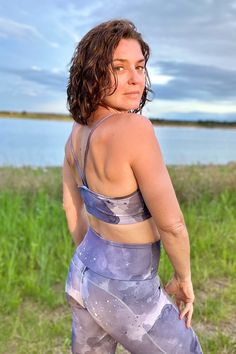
top-left (69, 113), bottom-right (151, 225)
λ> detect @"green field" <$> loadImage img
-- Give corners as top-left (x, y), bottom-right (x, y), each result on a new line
top-left (0, 165), bottom-right (236, 353)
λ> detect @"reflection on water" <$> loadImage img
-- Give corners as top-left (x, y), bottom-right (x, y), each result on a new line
top-left (0, 117), bottom-right (235, 166)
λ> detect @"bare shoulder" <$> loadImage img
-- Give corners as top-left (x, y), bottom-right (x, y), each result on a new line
top-left (115, 112), bottom-right (155, 139)
top-left (118, 112), bottom-right (153, 127)
top-left (107, 113), bottom-right (158, 166)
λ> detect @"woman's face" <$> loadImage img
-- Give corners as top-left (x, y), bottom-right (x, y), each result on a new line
top-left (102, 38), bottom-right (146, 112)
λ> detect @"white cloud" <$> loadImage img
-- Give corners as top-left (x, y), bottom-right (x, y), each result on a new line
top-left (0, 0), bottom-right (235, 119)
top-left (26, 89), bottom-right (39, 97)
top-left (59, 25), bottom-right (81, 43)
top-left (148, 66), bottom-right (174, 85)
top-left (51, 67), bottom-right (61, 73)
top-left (35, 97), bottom-right (68, 114)
top-left (31, 65), bottom-right (42, 71)
top-left (144, 98), bottom-right (236, 117)
top-left (0, 17), bottom-right (59, 48)
top-left (0, 17), bottom-right (38, 37)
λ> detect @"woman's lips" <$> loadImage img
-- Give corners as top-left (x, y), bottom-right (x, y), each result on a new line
top-left (123, 91), bottom-right (140, 95)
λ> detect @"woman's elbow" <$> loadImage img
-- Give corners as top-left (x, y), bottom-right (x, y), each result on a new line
top-left (158, 215), bottom-right (187, 239)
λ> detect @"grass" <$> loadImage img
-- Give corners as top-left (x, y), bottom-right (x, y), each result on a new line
top-left (0, 111), bottom-right (71, 121)
top-left (0, 165), bottom-right (236, 353)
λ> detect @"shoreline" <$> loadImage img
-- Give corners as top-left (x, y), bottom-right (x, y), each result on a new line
top-left (1, 111), bottom-right (236, 129)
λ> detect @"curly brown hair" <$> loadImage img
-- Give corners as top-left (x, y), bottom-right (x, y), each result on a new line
top-left (67, 19), bottom-right (152, 125)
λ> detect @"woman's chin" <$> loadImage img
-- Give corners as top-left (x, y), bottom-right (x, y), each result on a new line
top-left (116, 105), bottom-right (140, 112)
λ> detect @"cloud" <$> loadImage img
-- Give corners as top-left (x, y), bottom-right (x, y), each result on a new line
top-left (54, 1), bottom-right (236, 72)
top-left (143, 96), bottom-right (236, 121)
top-left (0, 17), bottom-right (59, 47)
top-left (34, 97), bottom-right (68, 114)
top-left (0, 0), bottom-right (235, 118)
top-left (0, 66), bottom-right (67, 92)
top-left (150, 61), bottom-right (236, 101)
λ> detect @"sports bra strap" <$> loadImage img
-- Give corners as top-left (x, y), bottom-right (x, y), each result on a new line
top-left (83, 112), bottom-right (116, 184)
top-left (70, 135), bottom-right (87, 186)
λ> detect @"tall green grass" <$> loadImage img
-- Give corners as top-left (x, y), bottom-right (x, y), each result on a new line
top-left (0, 165), bottom-right (236, 353)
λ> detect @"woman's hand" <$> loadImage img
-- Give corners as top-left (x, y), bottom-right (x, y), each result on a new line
top-left (164, 276), bottom-right (195, 328)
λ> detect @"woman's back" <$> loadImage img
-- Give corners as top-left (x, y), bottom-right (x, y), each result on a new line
top-left (66, 111), bottom-right (160, 243)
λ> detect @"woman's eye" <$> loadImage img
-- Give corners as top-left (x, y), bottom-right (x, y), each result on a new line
top-left (114, 66), bottom-right (124, 72)
top-left (136, 66), bottom-right (145, 71)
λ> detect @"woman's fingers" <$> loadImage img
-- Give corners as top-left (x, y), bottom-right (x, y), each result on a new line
top-left (176, 299), bottom-right (182, 312)
top-left (186, 306), bottom-right (193, 328)
top-left (165, 277), bottom-right (195, 328)
top-left (180, 302), bottom-right (193, 328)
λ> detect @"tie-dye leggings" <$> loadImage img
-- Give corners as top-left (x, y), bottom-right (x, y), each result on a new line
top-left (65, 226), bottom-right (203, 354)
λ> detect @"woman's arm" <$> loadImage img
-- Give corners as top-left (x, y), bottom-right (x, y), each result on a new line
top-left (63, 154), bottom-right (89, 246)
top-left (128, 116), bottom-right (194, 327)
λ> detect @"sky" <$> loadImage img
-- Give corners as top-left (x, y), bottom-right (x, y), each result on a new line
top-left (0, 0), bottom-right (236, 121)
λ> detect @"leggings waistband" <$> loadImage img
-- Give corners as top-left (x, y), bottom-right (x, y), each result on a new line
top-left (75, 227), bottom-right (161, 281)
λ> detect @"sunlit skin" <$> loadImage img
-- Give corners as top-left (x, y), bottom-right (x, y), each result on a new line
top-left (102, 38), bottom-right (146, 112)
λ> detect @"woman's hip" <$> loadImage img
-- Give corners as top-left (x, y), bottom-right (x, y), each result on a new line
top-left (65, 225), bottom-right (161, 307)
top-left (73, 226), bottom-right (161, 281)
top-left (65, 227), bottom-right (203, 354)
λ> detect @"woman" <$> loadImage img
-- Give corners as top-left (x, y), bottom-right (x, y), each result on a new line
top-left (63, 19), bottom-right (203, 354)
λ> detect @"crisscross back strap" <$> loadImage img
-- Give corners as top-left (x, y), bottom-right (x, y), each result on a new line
top-left (83, 112), bottom-right (115, 185)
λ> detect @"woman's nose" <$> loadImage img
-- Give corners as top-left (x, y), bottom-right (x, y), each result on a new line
top-left (128, 68), bottom-right (143, 85)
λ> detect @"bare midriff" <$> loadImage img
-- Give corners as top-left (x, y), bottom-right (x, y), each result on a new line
top-left (88, 214), bottom-right (160, 244)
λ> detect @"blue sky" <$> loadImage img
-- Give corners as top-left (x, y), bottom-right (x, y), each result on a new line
top-left (0, 0), bottom-right (236, 121)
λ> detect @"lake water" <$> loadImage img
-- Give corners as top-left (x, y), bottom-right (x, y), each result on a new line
top-left (0, 117), bottom-right (235, 166)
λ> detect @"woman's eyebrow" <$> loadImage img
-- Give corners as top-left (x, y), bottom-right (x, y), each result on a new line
top-left (113, 58), bottom-right (145, 63)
